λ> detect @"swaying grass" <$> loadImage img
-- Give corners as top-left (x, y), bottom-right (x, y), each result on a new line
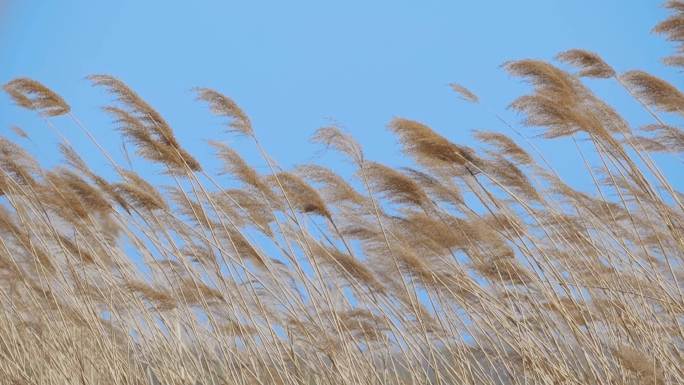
top-left (0, 2), bottom-right (683, 384)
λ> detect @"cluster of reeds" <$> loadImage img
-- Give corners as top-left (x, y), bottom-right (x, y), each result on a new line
top-left (0, 2), bottom-right (682, 384)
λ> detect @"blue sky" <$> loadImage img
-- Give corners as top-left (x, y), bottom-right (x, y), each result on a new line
top-left (0, 1), bottom-right (680, 188)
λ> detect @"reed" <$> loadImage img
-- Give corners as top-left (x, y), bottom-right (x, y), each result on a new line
top-left (0, 3), bottom-right (682, 384)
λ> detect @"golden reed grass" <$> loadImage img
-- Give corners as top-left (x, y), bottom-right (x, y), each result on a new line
top-left (0, 2), bottom-right (683, 384)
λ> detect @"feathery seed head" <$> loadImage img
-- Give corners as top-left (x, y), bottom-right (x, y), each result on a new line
top-left (4, 78), bottom-right (70, 116)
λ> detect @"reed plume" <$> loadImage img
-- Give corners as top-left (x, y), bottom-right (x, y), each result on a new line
top-left (3, 78), bottom-right (70, 116)
top-left (556, 49), bottom-right (616, 78)
top-left (195, 87), bottom-right (254, 137)
top-left (653, 1), bottom-right (684, 67)
top-left (620, 70), bottom-right (684, 115)
top-left (91, 75), bottom-right (202, 172)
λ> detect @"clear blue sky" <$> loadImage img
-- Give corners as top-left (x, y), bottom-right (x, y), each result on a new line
top-left (0, 1), bottom-right (680, 187)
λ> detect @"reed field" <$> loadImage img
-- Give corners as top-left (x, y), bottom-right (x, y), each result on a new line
top-left (0, 2), bottom-right (683, 384)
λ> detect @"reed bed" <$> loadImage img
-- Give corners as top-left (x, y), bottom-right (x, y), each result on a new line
top-left (0, 2), bottom-right (683, 384)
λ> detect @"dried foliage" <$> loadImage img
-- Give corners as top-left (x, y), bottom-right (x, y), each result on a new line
top-left (621, 70), bottom-right (684, 115)
top-left (556, 49), bottom-right (616, 78)
top-left (195, 88), bottom-right (254, 136)
top-left (0, 4), bottom-right (682, 385)
top-left (91, 75), bottom-right (202, 172)
top-left (653, 1), bottom-right (684, 67)
top-left (449, 83), bottom-right (479, 103)
top-left (3, 78), bottom-right (70, 116)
